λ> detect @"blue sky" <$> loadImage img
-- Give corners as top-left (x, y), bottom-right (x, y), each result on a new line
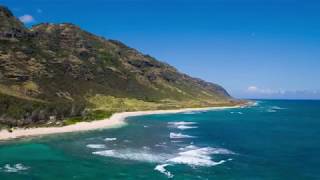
top-left (2, 0), bottom-right (320, 99)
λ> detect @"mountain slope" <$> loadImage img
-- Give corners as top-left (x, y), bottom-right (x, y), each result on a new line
top-left (0, 6), bottom-right (236, 128)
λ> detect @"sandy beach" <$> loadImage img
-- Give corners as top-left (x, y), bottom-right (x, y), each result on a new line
top-left (0, 105), bottom-right (242, 141)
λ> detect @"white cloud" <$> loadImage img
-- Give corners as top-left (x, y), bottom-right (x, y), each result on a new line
top-left (244, 86), bottom-right (320, 99)
top-left (247, 86), bottom-right (258, 92)
top-left (19, 14), bottom-right (35, 24)
top-left (246, 86), bottom-right (282, 94)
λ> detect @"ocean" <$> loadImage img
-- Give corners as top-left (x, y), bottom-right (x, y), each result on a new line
top-left (0, 100), bottom-right (319, 179)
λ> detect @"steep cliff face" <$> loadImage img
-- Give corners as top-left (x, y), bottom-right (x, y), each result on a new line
top-left (0, 6), bottom-right (233, 127)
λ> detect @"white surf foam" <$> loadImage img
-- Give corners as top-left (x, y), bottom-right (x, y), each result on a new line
top-left (1, 164), bottom-right (29, 173)
top-left (104, 137), bottom-right (117, 141)
top-left (271, 106), bottom-right (287, 110)
top-left (267, 109), bottom-right (277, 113)
top-left (168, 155), bottom-right (225, 167)
top-left (168, 121), bottom-right (197, 126)
top-left (168, 121), bottom-right (198, 130)
top-left (171, 140), bottom-right (183, 143)
top-left (230, 112), bottom-right (243, 115)
top-left (167, 147), bottom-right (234, 167)
top-left (155, 144), bottom-right (167, 147)
top-left (155, 142), bottom-right (167, 147)
top-left (92, 146), bottom-right (234, 169)
top-left (178, 145), bottom-right (198, 151)
top-left (86, 144), bottom-right (106, 149)
top-left (154, 164), bottom-right (174, 178)
top-left (248, 101), bottom-right (260, 107)
top-left (266, 106), bottom-right (287, 112)
top-left (176, 125), bottom-right (198, 130)
top-left (169, 132), bottom-right (195, 139)
top-left (143, 146), bottom-right (151, 150)
top-left (93, 149), bottom-right (170, 163)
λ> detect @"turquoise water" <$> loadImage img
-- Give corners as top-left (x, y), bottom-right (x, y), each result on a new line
top-left (0, 100), bottom-right (319, 179)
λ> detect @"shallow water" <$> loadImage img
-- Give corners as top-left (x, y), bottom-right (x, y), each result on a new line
top-left (0, 100), bottom-right (320, 179)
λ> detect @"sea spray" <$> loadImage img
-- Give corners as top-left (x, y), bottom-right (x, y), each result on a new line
top-left (154, 164), bottom-right (174, 178)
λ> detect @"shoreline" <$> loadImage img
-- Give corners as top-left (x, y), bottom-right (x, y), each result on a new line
top-left (0, 105), bottom-right (245, 141)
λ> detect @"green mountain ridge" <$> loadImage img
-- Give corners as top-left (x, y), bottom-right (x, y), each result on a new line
top-left (0, 6), bottom-right (237, 128)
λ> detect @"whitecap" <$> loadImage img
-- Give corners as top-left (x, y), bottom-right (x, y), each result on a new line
top-left (93, 149), bottom-right (170, 163)
top-left (176, 125), bottom-right (198, 130)
top-left (267, 109), bottom-right (277, 113)
top-left (179, 147), bottom-right (230, 158)
top-left (171, 140), bottom-right (183, 143)
top-left (167, 147), bottom-right (234, 167)
top-left (143, 146), bottom-right (151, 150)
top-left (92, 145), bottom-right (234, 169)
top-left (210, 148), bottom-right (235, 155)
top-left (168, 156), bottom-right (225, 167)
top-left (248, 101), bottom-right (260, 107)
top-left (154, 164), bottom-right (174, 178)
top-left (266, 106), bottom-right (286, 112)
top-left (14, 164), bottom-right (29, 171)
top-left (170, 132), bottom-right (195, 139)
top-left (271, 106), bottom-right (286, 110)
top-left (2, 164), bottom-right (29, 173)
top-left (178, 145), bottom-right (198, 151)
top-left (155, 144), bottom-right (167, 147)
top-left (86, 144), bottom-right (106, 149)
top-left (168, 121), bottom-right (197, 126)
top-left (168, 121), bottom-right (198, 130)
top-left (4, 164), bottom-right (18, 173)
top-left (230, 112), bottom-right (243, 115)
top-left (104, 137), bottom-right (117, 141)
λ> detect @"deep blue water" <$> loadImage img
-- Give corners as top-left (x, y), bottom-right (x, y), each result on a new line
top-left (0, 100), bottom-right (320, 179)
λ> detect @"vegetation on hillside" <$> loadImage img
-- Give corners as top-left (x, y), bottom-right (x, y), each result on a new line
top-left (0, 6), bottom-right (239, 128)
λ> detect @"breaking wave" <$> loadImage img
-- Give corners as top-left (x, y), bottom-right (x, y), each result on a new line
top-left (92, 145), bottom-right (234, 167)
top-left (167, 146), bottom-right (234, 167)
top-left (0, 164), bottom-right (29, 173)
top-left (86, 144), bottom-right (106, 149)
top-left (91, 120), bottom-right (235, 177)
top-left (170, 132), bottom-right (195, 139)
top-left (230, 112), bottom-right (243, 115)
top-left (171, 140), bottom-right (183, 143)
top-left (154, 164), bottom-right (174, 178)
top-left (178, 145), bottom-right (198, 151)
top-left (168, 121), bottom-right (197, 126)
top-left (266, 106), bottom-right (287, 113)
top-left (104, 137), bottom-right (117, 141)
top-left (176, 125), bottom-right (198, 130)
top-left (267, 109), bottom-right (277, 113)
top-left (92, 149), bottom-right (170, 163)
top-left (168, 122), bottom-right (198, 130)
top-left (271, 106), bottom-right (287, 110)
